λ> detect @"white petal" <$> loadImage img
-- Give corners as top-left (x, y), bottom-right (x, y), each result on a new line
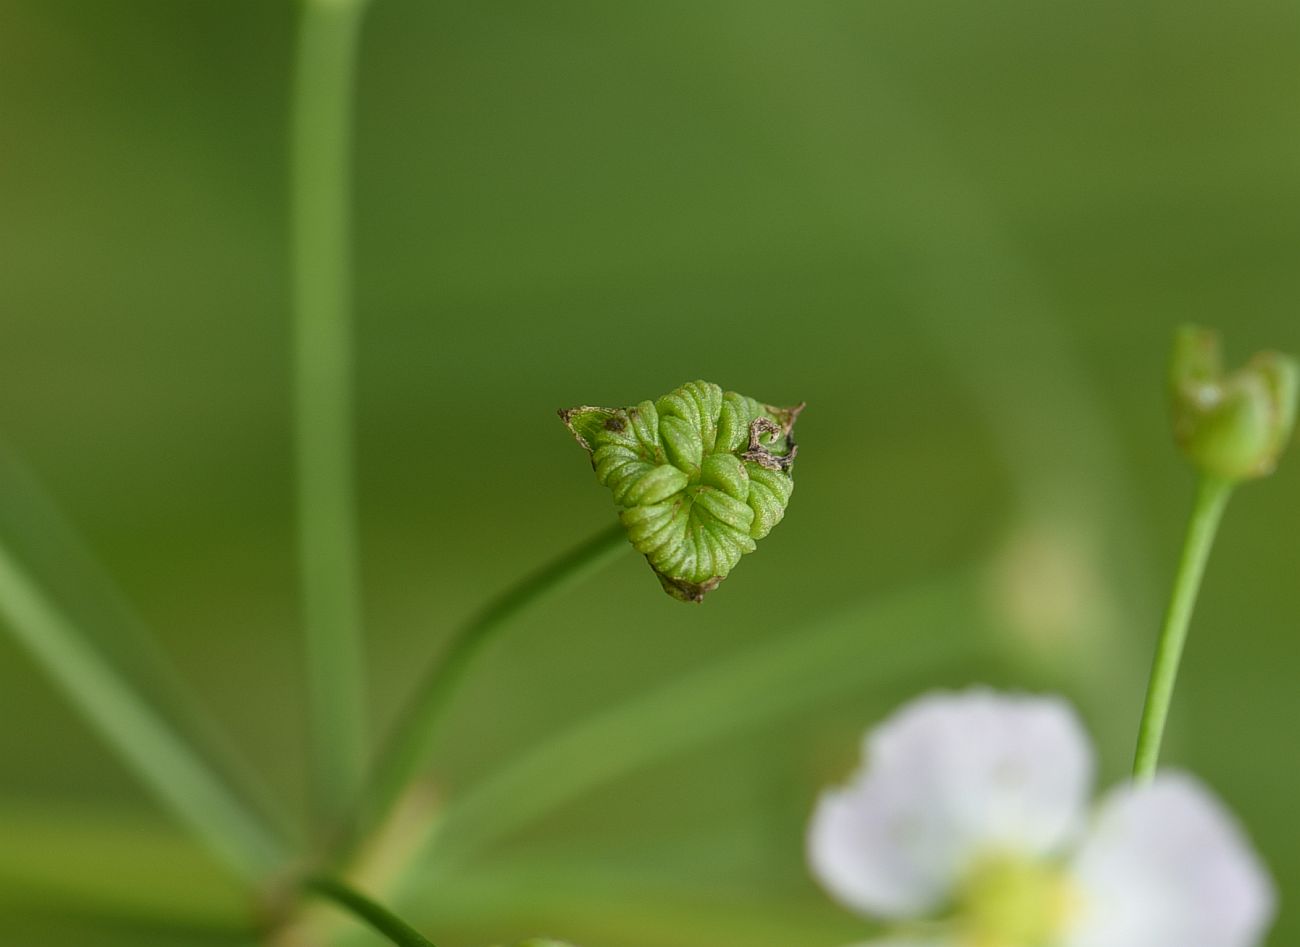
top-left (808, 688), bottom-right (1093, 919)
top-left (1063, 773), bottom-right (1275, 947)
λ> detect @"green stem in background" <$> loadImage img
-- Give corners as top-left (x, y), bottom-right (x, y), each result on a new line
top-left (306, 875), bottom-right (437, 947)
top-left (0, 544), bottom-right (285, 882)
top-left (291, 0), bottom-right (371, 828)
top-left (356, 523), bottom-right (629, 844)
top-left (1133, 475), bottom-right (1234, 782)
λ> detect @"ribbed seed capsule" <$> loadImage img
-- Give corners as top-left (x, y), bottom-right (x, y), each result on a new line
top-left (561, 381), bottom-right (803, 602)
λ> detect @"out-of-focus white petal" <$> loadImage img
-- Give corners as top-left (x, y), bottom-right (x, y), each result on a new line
top-left (1063, 773), bottom-right (1275, 947)
top-left (808, 689), bottom-right (1093, 919)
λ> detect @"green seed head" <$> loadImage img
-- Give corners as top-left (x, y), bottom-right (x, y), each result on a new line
top-left (1169, 325), bottom-right (1298, 481)
top-left (561, 380), bottom-right (803, 602)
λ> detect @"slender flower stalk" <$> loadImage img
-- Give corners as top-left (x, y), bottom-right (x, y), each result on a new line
top-left (1133, 326), bottom-right (1297, 781)
top-left (1132, 475), bottom-right (1233, 782)
top-left (305, 875), bottom-right (437, 947)
top-left (355, 523), bottom-right (630, 844)
top-left (291, 0), bottom-right (371, 829)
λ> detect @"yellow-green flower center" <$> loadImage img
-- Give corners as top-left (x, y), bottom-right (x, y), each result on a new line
top-left (955, 852), bottom-right (1078, 947)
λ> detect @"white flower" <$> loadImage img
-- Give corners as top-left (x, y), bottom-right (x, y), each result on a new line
top-left (808, 689), bottom-right (1275, 947)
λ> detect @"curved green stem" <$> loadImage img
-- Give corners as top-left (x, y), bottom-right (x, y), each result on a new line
top-left (306, 875), bottom-right (437, 947)
top-left (292, 0), bottom-right (371, 829)
top-left (356, 523), bottom-right (629, 842)
top-left (1133, 475), bottom-right (1234, 782)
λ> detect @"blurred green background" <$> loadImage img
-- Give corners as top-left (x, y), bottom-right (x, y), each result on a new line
top-left (2, 1), bottom-right (1298, 944)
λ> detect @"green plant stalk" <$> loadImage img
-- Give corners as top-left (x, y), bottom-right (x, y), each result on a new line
top-left (306, 875), bottom-right (437, 947)
top-left (1133, 475), bottom-right (1234, 782)
top-left (357, 523), bottom-right (629, 842)
top-left (0, 544), bottom-right (285, 881)
top-left (292, 0), bottom-right (371, 828)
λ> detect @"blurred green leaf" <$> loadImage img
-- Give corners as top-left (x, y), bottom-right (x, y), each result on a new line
top-left (0, 444), bottom-right (295, 841)
top-left (403, 570), bottom-right (988, 891)
top-left (0, 541), bottom-right (287, 880)
top-left (409, 855), bottom-right (874, 947)
top-left (0, 802), bottom-right (249, 928)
